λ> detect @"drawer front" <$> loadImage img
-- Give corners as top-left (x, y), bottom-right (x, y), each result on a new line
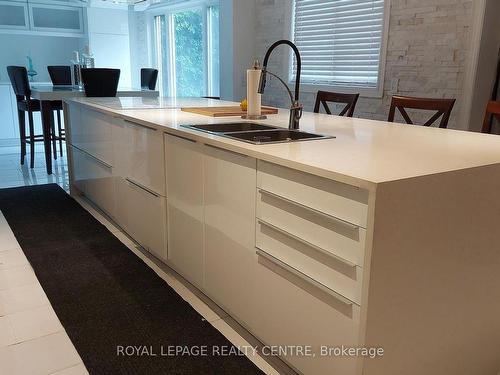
top-left (257, 219), bottom-right (362, 305)
top-left (70, 144), bottom-right (89, 193)
top-left (253, 250), bottom-right (360, 375)
top-left (257, 160), bottom-right (368, 227)
top-left (74, 108), bottom-right (114, 165)
top-left (120, 118), bottom-right (165, 196)
top-left (257, 189), bottom-right (366, 266)
top-left (81, 148), bottom-right (115, 218)
top-left (121, 177), bottom-right (167, 261)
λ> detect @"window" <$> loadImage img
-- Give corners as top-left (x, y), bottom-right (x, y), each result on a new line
top-left (291, 0), bottom-right (387, 93)
top-left (153, 2), bottom-right (220, 97)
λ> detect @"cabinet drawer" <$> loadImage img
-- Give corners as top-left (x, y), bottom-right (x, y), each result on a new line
top-left (253, 250), bottom-right (360, 375)
top-left (71, 145), bottom-right (115, 217)
top-left (70, 144), bottom-right (89, 193)
top-left (257, 219), bottom-right (362, 305)
top-left (73, 108), bottom-right (114, 165)
top-left (257, 189), bottom-right (366, 266)
top-left (257, 161), bottom-right (368, 227)
top-left (119, 118), bottom-right (165, 196)
top-left (119, 178), bottom-right (167, 261)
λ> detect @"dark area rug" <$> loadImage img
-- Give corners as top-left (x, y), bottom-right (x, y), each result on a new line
top-left (0, 184), bottom-right (264, 375)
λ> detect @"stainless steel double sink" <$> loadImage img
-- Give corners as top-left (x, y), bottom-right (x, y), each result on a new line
top-left (181, 122), bottom-right (334, 144)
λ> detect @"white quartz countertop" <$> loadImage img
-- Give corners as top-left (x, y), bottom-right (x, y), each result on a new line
top-left (66, 97), bottom-right (500, 188)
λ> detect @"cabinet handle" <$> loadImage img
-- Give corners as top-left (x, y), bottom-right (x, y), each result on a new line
top-left (124, 119), bottom-right (157, 131)
top-left (167, 132), bottom-right (197, 143)
top-left (71, 145), bottom-right (112, 169)
top-left (257, 218), bottom-right (356, 269)
top-left (125, 177), bottom-right (160, 197)
top-left (258, 188), bottom-right (359, 231)
top-left (256, 249), bottom-right (354, 307)
top-left (204, 143), bottom-right (249, 157)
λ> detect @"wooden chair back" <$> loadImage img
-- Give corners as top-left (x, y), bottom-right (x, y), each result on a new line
top-left (481, 101), bottom-right (500, 134)
top-left (388, 95), bottom-right (456, 128)
top-left (313, 90), bottom-right (359, 117)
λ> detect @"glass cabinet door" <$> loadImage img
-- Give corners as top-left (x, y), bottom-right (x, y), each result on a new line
top-left (0, 1), bottom-right (29, 30)
top-left (29, 4), bottom-right (84, 33)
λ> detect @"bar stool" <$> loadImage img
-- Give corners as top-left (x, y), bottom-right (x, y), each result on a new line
top-left (47, 65), bottom-right (70, 157)
top-left (388, 95), bottom-right (456, 128)
top-left (313, 90), bottom-right (359, 117)
top-left (81, 68), bottom-right (120, 97)
top-left (140, 68), bottom-right (158, 90)
top-left (7, 66), bottom-right (45, 168)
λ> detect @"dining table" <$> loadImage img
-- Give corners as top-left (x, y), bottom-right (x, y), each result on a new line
top-left (30, 85), bottom-right (159, 174)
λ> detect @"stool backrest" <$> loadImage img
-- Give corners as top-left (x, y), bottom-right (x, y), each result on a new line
top-left (140, 68), bottom-right (158, 90)
top-left (48, 66), bottom-right (72, 86)
top-left (81, 68), bottom-right (120, 97)
top-left (7, 66), bottom-right (31, 99)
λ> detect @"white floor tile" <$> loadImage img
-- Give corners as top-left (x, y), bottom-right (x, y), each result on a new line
top-left (0, 332), bottom-right (82, 375)
top-left (0, 248), bottom-right (29, 270)
top-left (8, 305), bottom-right (64, 343)
top-left (0, 315), bottom-right (16, 346)
top-left (0, 213), bottom-right (20, 251)
top-left (0, 283), bottom-right (49, 316)
top-left (0, 264), bottom-right (38, 290)
top-left (51, 363), bottom-right (89, 375)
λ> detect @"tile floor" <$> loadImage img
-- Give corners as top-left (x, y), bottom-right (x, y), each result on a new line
top-left (0, 144), bottom-right (282, 375)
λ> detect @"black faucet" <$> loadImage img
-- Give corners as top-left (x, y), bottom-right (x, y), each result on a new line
top-left (258, 40), bottom-right (303, 130)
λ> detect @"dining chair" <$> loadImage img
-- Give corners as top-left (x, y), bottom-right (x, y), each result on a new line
top-left (81, 68), bottom-right (120, 97)
top-left (388, 95), bottom-right (456, 128)
top-left (313, 90), bottom-right (359, 117)
top-left (140, 68), bottom-right (158, 90)
top-left (47, 66), bottom-right (71, 157)
top-left (7, 66), bottom-right (45, 168)
top-left (481, 101), bottom-right (500, 134)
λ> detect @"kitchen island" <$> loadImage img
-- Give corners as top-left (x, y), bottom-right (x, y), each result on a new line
top-left (63, 97), bottom-right (500, 375)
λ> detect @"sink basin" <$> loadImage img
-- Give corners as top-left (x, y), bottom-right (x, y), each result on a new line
top-left (182, 122), bottom-right (278, 133)
top-left (222, 129), bottom-right (334, 144)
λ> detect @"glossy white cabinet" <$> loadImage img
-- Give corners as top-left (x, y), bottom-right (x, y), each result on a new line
top-left (118, 118), bottom-right (165, 196)
top-left (253, 250), bottom-right (361, 375)
top-left (165, 133), bottom-right (204, 287)
top-left (118, 178), bottom-right (168, 261)
top-left (70, 144), bottom-right (115, 217)
top-left (203, 144), bottom-right (256, 326)
top-left (0, 85), bottom-right (17, 140)
top-left (72, 107), bottom-right (115, 165)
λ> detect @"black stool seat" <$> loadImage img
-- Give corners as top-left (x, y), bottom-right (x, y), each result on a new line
top-left (17, 99), bottom-right (40, 112)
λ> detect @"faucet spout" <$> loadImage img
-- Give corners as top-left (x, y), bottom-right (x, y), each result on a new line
top-left (257, 39), bottom-right (303, 130)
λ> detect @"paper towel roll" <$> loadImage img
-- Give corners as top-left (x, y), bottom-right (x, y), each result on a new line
top-left (247, 68), bottom-right (262, 116)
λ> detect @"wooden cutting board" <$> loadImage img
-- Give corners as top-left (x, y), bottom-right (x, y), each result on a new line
top-left (181, 106), bottom-right (279, 117)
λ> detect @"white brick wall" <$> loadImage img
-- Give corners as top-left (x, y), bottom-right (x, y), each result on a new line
top-left (254, 0), bottom-right (474, 128)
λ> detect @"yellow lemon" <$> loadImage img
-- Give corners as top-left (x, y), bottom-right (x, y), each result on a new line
top-left (240, 99), bottom-right (248, 111)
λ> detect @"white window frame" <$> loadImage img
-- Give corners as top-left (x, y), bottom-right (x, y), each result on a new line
top-left (149, 0), bottom-right (219, 97)
top-left (286, 0), bottom-right (391, 98)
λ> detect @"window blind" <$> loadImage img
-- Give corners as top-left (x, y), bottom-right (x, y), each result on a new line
top-left (292, 0), bottom-right (385, 88)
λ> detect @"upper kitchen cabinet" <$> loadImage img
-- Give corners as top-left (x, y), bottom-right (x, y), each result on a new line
top-left (30, 3), bottom-right (85, 34)
top-left (0, 1), bottom-right (29, 30)
top-left (0, 0), bottom-right (86, 36)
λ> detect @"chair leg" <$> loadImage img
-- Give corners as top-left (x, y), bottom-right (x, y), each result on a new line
top-left (17, 110), bottom-right (26, 165)
top-left (28, 110), bottom-right (35, 168)
top-left (51, 111), bottom-right (57, 160)
top-left (57, 110), bottom-right (63, 157)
